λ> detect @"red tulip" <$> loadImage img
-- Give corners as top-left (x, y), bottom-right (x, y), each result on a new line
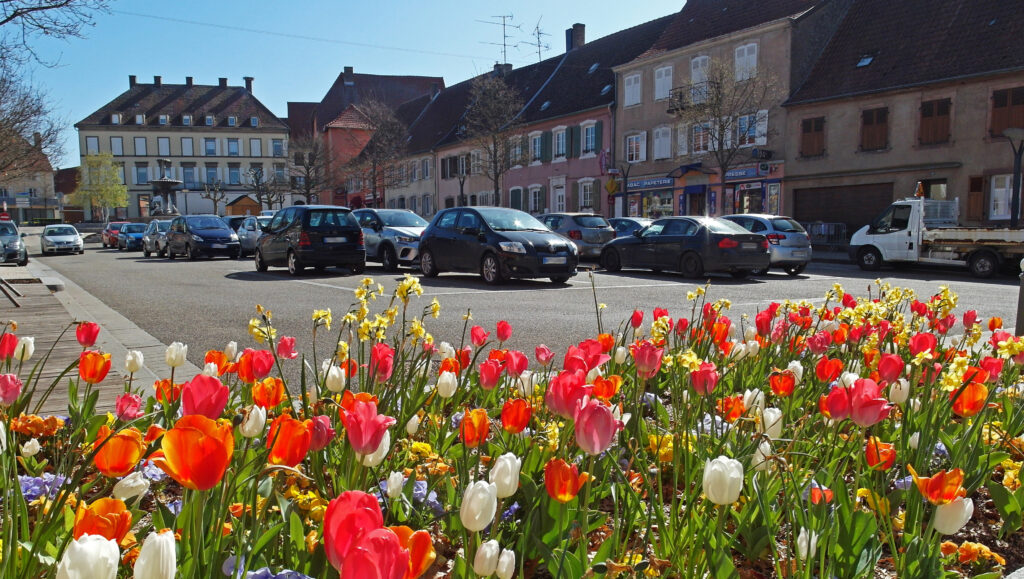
top-left (339, 528), bottom-right (409, 579)
top-left (501, 398), bottom-right (531, 434)
top-left (629, 340), bottom-right (664, 380)
top-left (545, 369), bottom-right (591, 419)
top-left (471, 326), bottom-right (490, 347)
top-left (181, 374), bottom-right (229, 419)
top-left (0, 333), bottom-right (17, 360)
top-left (545, 458), bottom-right (588, 503)
top-left (755, 309), bottom-right (773, 336)
top-left (310, 415), bottom-right (337, 451)
top-left (477, 359), bottom-right (503, 390)
top-left (675, 318), bottom-right (689, 337)
top-left (565, 340), bottom-right (609, 373)
top-left (76, 322), bottom-right (100, 348)
top-left (503, 350), bottom-right (528, 377)
top-left (496, 320), bottom-right (512, 342)
top-left (323, 491), bottom-right (411, 578)
top-left (877, 353), bottom-right (904, 383)
top-left (630, 309), bottom-right (643, 329)
top-left (951, 382), bottom-right (988, 417)
top-left (79, 350), bottom-right (111, 384)
top-left (815, 356), bottom-right (843, 383)
top-left (535, 344), bottom-right (555, 366)
top-left (370, 342), bottom-right (395, 384)
top-left (690, 361), bottom-right (719, 396)
top-left (267, 414), bottom-right (313, 467)
top-left (824, 379), bottom-right (892, 427)
top-left (979, 357), bottom-right (1004, 383)
top-left (962, 310), bottom-right (978, 329)
top-left (768, 369), bottom-right (795, 397)
top-left (865, 437), bottom-right (895, 470)
top-left (575, 397), bottom-right (622, 455)
top-left (238, 348), bottom-right (274, 383)
top-left (909, 332), bottom-right (938, 356)
top-left (806, 331), bottom-right (832, 355)
top-left (341, 400), bottom-right (396, 455)
top-left (460, 408), bottom-right (490, 448)
top-left (276, 336), bottom-right (298, 360)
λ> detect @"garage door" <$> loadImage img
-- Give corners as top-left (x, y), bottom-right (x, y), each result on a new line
top-left (793, 183), bottom-right (893, 239)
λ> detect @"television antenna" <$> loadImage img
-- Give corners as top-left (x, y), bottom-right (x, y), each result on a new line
top-left (517, 17), bottom-right (550, 63)
top-left (476, 14), bottom-right (520, 65)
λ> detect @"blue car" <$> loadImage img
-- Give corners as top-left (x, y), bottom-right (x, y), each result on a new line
top-left (117, 223), bottom-right (147, 251)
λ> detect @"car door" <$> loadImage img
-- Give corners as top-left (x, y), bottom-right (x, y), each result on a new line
top-left (166, 218), bottom-right (183, 253)
top-left (428, 210), bottom-right (459, 270)
top-left (869, 203), bottom-right (915, 261)
top-left (449, 210), bottom-right (486, 272)
top-left (357, 211), bottom-right (383, 257)
top-left (262, 208), bottom-right (294, 265)
top-left (628, 220), bottom-right (668, 267)
top-left (652, 219), bottom-right (696, 268)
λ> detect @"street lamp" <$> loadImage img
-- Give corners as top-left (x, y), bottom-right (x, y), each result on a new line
top-left (1004, 128), bottom-right (1024, 230)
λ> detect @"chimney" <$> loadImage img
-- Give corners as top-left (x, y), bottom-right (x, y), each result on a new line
top-left (493, 63), bottom-right (513, 76)
top-left (218, 77), bottom-right (228, 88)
top-left (244, 76), bottom-right (254, 92)
top-left (154, 75), bottom-right (162, 87)
top-left (185, 76), bottom-right (193, 87)
top-left (571, 23), bottom-right (586, 50)
top-left (343, 66), bottom-right (354, 86)
top-left (32, 132), bottom-right (42, 149)
top-left (128, 75), bottom-right (137, 88)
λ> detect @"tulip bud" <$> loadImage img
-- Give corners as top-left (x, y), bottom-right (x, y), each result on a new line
top-left (909, 398), bottom-right (921, 412)
top-left (744, 326), bottom-right (757, 342)
top-left (495, 549), bottom-right (516, 579)
top-left (56, 534), bottom-right (119, 579)
top-left (489, 452), bottom-right (522, 499)
top-left (438, 341), bottom-right (455, 360)
top-left (909, 432), bottom-right (920, 449)
top-left (0, 421), bottom-right (7, 453)
top-left (473, 540), bottom-right (501, 576)
top-left (224, 341), bottom-right (238, 362)
top-left (514, 370), bottom-right (534, 398)
top-left (405, 413), bottom-right (421, 436)
top-left (125, 350), bottom-right (144, 374)
top-left (762, 408), bottom-right (783, 440)
top-left (113, 471), bottom-right (150, 503)
top-left (586, 365), bottom-right (602, 384)
top-left (14, 336), bottom-right (34, 362)
top-left (839, 371), bottom-right (859, 388)
top-left (21, 437), bottom-right (40, 457)
top-left (324, 364), bottom-right (345, 392)
top-left (752, 440), bottom-right (772, 472)
top-left (743, 389), bottom-right (764, 414)
top-left (165, 342), bottom-right (187, 368)
top-left (460, 480), bottom-right (498, 532)
top-left (133, 529), bottom-right (176, 579)
top-left (201, 362), bottom-right (219, 377)
top-left (357, 430), bottom-right (390, 467)
top-left (614, 346), bottom-right (627, 365)
top-left (888, 378), bottom-right (910, 405)
top-left (729, 342), bottom-right (747, 361)
top-left (787, 360), bottom-right (804, 384)
top-left (796, 528), bottom-right (818, 560)
top-left (387, 471), bottom-right (405, 499)
top-left (437, 371), bottom-right (458, 399)
top-left (703, 456), bottom-right (744, 505)
top-left (933, 497), bottom-right (974, 535)
top-left (239, 405), bottom-right (266, 438)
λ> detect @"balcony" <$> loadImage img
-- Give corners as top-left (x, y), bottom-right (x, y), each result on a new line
top-left (667, 82), bottom-right (717, 114)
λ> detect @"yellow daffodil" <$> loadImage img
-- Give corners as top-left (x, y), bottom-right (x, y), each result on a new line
top-left (429, 298), bottom-right (441, 319)
top-left (312, 309), bottom-right (332, 330)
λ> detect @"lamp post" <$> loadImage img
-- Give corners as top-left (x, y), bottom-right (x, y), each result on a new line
top-left (1005, 128), bottom-right (1024, 230)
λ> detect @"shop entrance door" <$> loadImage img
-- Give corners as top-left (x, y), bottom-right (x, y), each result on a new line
top-left (686, 193), bottom-right (706, 216)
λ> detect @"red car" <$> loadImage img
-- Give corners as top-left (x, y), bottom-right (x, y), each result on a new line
top-left (101, 221), bottom-right (130, 248)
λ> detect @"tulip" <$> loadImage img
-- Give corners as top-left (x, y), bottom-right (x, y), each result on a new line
top-left (762, 407), bottom-right (783, 439)
top-left (133, 529), bottom-right (176, 579)
top-left (0, 332), bottom-right (15, 360)
top-left (370, 342), bottom-right (395, 383)
top-left (342, 400), bottom-right (396, 455)
top-left (93, 425), bottom-right (144, 478)
top-left (237, 348), bottom-right (274, 383)
top-left (908, 332), bottom-right (938, 356)
top-left (951, 382), bottom-right (987, 417)
top-left (489, 452), bottom-right (522, 499)
top-left (545, 458), bottom-right (588, 503)
top-left (743, 388), bottom-right (765, 413)
top-left (496, 549), bottom-right (515, 579)
top-left (752, 440), bottom-right (772, 472)
top-left (76, 322), bottom-right (100, 348)
top-left (501, 398), bottom-right (531, 434)
top-left (124, 350), bottom-right (144, 373)
top-left (387, 471), bottom-right (405, 499)
top-left (575, 397), bottom-right (623, 455)
top-left (79, 351), bottom-right (111, 384)
top-left (322, 491), bottom-right (385, 571)
top-left (690, 361), bottom-right (719, 395)
top-left (115, 393), bottom-right (144, 421)
top-left (153, 379), bottom-right (181, 404)
top-left (473, 540), bottom-right (501, 576)
top-left (460, 481), bottom-right (498, 532)
top-left (614, 346), bottom-right (627, 364)
top-left (339, 528), bottom-right (410, 579)
top-left (504, 350), bottom-right (528, 378)
top-left (630, 309), bottom-right (643, 329)
top-left (252, 376), bottom-right (286, 409)
top-left (815, 356), bottom-right (843, 383)
top-left (460, 408), bottom-right (490, 448)
top-left (358, 430), bottom-right (391, 467)
top-left (535, 344), bottom-right (555, 366)
top-left (14, 336), bottom-right (34, 361)
top-left (933, 497), bottom-right (974, 535)
top-left (310, 415), bottom-right (336, 451)
top-left (405, 413), bottom-right (421, 436)
top-left (239, 405), bottom-right (266, 438)
top-left (154, 415), bottom-right (234, 491)
top-left (980, 356), bottom-right (1004, 382)
top-left (496, 320), bottom-right (512, 342)
top-left (1, 421), bottom-right (9, 452)
top-left (113, 471), bottom-right (150, 503)
top-left (438, 341), bottom-right (455, 359)
top-left (267, 414), bottom-right (313, 467)
top-left (877, 353), bottom-right (903, 383)
top-left (630, 340), bottom-right (663, 380)
top-left (276, 336), bottom-right (298, 360)
top-left (0, 373), bottom-right (23, 405)
top-left (21, 437), bottom-right (40, 457)
top-left (436, 371), bottom-right (458, 398)
top-left (909, 432), bottom-right (921, 449)
top-left (164, 342), bottom-right (187, 368)
top-left (908, 465), bottom-right (966, 505)
top-left (796, 528), bottom-right (818, 560)
top-left (787, 360), bottom-right (804, 384)
top-left (703, 456), bottom-right (744, 505)
top-left (325, 364), bottom-right (346, 392)
top-left (181, 374), bottom-right (229, 419)
top-left (545, 370), bottom-right (591, 419)
top-left (865, 437), bottom-right (895, 470)
top-left (768, 370), bottom-right (795, 397)
top-left (56, 534), bottom-right (119, 579)
top-left (471, 325), bottom-right (490, 347)
top-left (387, 526), bottom-right (436, 579)
top-left (838, 371), bottom-right (859, 389)
top-left (825, 379), bottom-right (892, 427)
top-left (888, 378), bottom-right (910, 405)
top-left (74, 497), bottom-right (132, 542)
top-left (478, 359), bottom-right (503, 390)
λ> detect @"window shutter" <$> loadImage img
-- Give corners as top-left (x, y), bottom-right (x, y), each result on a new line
top-left (755, 110), bottom-right (769, 146)
top-left (593, 179), bottom-right (602, 212)
top-left (541, 132), bottom-right (553, 162)
top-left (594, 121), bottom-right (604, 151)
top-left (570, 125), bottom-right (581, 158)
top-left (639, 132), bottom-right (647, 162)
top-left (676, 124), bottom-right (689, 156)
top-left (510, 188), bottom-right (521, 210)
top-left (441, 157), bottom-right (449, 179)
top-left (539, 185), bottom-right (547, 212)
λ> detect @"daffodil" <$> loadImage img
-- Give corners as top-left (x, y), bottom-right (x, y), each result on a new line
top-left (312, 309), bottom-right (332, 330)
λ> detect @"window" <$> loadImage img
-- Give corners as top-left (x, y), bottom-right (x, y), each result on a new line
top-left (676, 124), bottom-right (688, 156)
top-left (736, 114), bottom-right (757, 146)
top-left (134, 137), bottom-right (147, 156)
top-left (182, 166), bottom-right (196, 187)
top-left (158, 114), bottom-right (168, 125)
top-left (272, 139), bottom-right (284, 157)
top-left (579, 181), bottom-right (594, 210)
top-left (273, 163), bottom-right (286, 183)
top-left (228, 165), bottom-right (241, 185)
top-left (920, 98), bottom-right (951, 145)
top-left (227, 139), bottom-right (239, 156)
top-left (654, 66), bottom-right (672, 101)
top-left (110, 114), bottom-right (121, 125)
top-left (250, 139), bottom-right (262, 157)
top-left (250, 116), bottom-right (259, 127)
top-left (691, 56), bottom-right (709, 104)
top-left (182, 114), bottom-right (192, 126)
top-left (800, 117), bottom-right (825, 157)
top-left (471, 150), bottom-right (482, 174)
top-left (422, 194), bottom-right (432, 215)
top-left (110, 137), bottom-right (123, 156)
top-left (991, 87), bottom-right (1024, 137)
top-left (135, 114), bottom-right (145, 125)
top-left (626, 133), bottom-right (647, 163)
top-left (554, 129), bottom-right (566, 158)
top-left (228, 116), bottom-right (237, 127)
top-left (990, 175), bottom-right (1012, 220)
top-left (583, 124), bottom-right (596, 153)
top-left (135, 165), bottom-right (148, 185)
top-left (409, 162), bottom-right (418, 181)
top-left (531, 133), bottom-right (543, 162)
top-left (653, 126), bottom-right (672, 159)
top-left (421, 158), bottom-right (431, 179)
top-left (158, 137), bottom-right (170, 156)
top-left (509, 138), bottom-right (523, 165)
top-left (409, 196), bottom-right (418, 213)
top-left (735, 43), bottom-right (758, 81)
top-left (205, 115), bottom-right (214, 126)
top-left (116, 163), bottom-right (125, 184)
top-left (624, 73), bottom-right (641, 106)
top-left (530, 187), bottom-right (544, 212)
top-left (206, 166), bottom-right (218, 184)
top-left (860, 107), bottom-right (889, 151)
top-left (205, 138), bottom-right (217, 156)
top-left (693, 123), bottom-right (712, 153)
top-left (181, 138), bottom-right (194, 157)
top-left (85, 136), bottom-right (99, 155)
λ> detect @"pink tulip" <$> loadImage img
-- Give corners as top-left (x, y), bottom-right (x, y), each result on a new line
top-left (310, 415), bottom-right (336, 451)
top-left (806, 331), bottom-right (832, 355)
top-left (115, 393), bottom-right (144, 420)
top-left (323, 491), bottom-right (388, 572)
top-left (369, 343), bottom-right (394, 383)
top-left (180, 374), bottom-right (229, 419)
top-left (630, 340), bottom-right (664, 380)
top-left (471, 326), bottom-right (490, 348)
top-left (535, 345), bottom-right (555, 366)
top-left (908, 332), bottom-right (938, 356)
top-left (0, 373), bottom-right (23, 406)
top-left (877, 354), bottom-right (904, 383)
top-left (276, 336), bottom-right (298, 360)
top-left (690, 362), bottom-right (719, 396)
top-left (496, 320), bottom-right (512, 342)
top-left (339, 527), bottom-right (409, 579)
top-left (238, 348), bottom-right (275, 383)
top-left (575, 397), bottom-right (623, 455)
top-left (825, 378), bottom-right (892, 427)
top-left (545, 370), bottom-right (591, 420)
top-left (504, 350), bottom-right (528, 377)
top-left (630, 310), bottom-right (643, 329)
top-left (962, 310), bottom-right (978, 329)
top-left (341, 400), bottom-right (396, 455)
top-left (76, 322), bottom-right (100, 348)
top-left (478, 359), bottom-right (503, 390)
top-left (979, 357), bottom-right (1004, 383)
top-left (564, 340), bottom-right (609, 373)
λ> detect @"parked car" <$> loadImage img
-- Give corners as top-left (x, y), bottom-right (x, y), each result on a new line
top-left (353, 208), bottom-right (428, 271)
top-left (600, 216), bottom-right (769, 279)
top-left (101, 221), bottom-right (130, 248)
top-left (259, 210), bottom-right (276, 217)
top-left (0, 220), bottom-right (28, 265)
top-left (237, 215), bottom-right (272, 257)
top-left (39, 224), bottom-right (84, 255)
top-left (722, 214), bottom-right (812, 276)
top-left (253, 205), bottom-right (365, 276)
top-left (608, 217), bottom-right (653, 237)
top-left (142, 219), bottom-right (172, 257)
top-left (538, 212), bottom-right (615, 259)
top-left (419, 207), bottom-right (579, 284)
top-left (223, 215), bottom-right (247, 232)
top-left (117, 222), bottom-right (147, 251)
top-left (165, 214), bottom-right (241, 260)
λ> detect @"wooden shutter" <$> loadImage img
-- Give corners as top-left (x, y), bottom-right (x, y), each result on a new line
top-left (967, 176), bottom-right (985, 221)
top-left (541, 132), bottom-right (552, 162)
top-left (571, 181), bottom-right (579, 211)
top-left (676, 124), bottom-right (688, 156)
top-left (570, 126), bottom-right (581, 158)
top-left (593, 179), bottom-right (602, 212)
top-left (594, 121), bottom-right (604, 151)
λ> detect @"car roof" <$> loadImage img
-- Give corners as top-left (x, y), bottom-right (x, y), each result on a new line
top-left (291, 204), bottom-right (352, 211)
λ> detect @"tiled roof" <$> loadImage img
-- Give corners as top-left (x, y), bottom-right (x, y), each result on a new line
top-left (325, 105), bottom-right (373, 130)
top-left (75, 79), bottom-right (288, 130)
top-left (315, 70), bottom-right (444, 132)
top-left (788, 0), bottom-right (1024, 104)
top-left (639, 0), bottom-right (817, 59)
top-left (287, 102), bottom-right (318, 139)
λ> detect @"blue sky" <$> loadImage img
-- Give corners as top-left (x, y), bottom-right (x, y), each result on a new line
top-left (26, 0), bottom-right (678, 167)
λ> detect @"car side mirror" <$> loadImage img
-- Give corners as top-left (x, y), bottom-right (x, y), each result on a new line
top-left (372, 222), bottom-right (383, 232)
top-left (20, 232), bottom-right (26, 238)
top-left (633, 229), bottom-right (643, 237)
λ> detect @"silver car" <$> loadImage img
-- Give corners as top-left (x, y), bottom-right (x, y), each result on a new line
top-left (353, 209), bottom-right (428, 271)
top-left (538, 213), bottom-right (615, 259)
top-left (142, 219), bottom-right (173, 257)
top-left (722, 214), bottom-right (812, 276)
top-left (39, 224), bottom-right (84, 255)
top-left (237, 215), bottom-right (272, 257)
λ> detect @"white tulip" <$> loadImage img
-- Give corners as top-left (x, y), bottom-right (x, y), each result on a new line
top-left (513, 370), bottom-right (534, 398)
top-left (743, 389), bottom-right (765, 414)
top-left (909, 398), bottom-right (921, 412)
top-left (611, 404), bottom-right (632, 427)
top-left (703, 456), bottom-right (744, 505)
top-left (888, 378), bottom-right (910, 405)
top-left (357, 430), bottom-right (390, 467)
top-left (586, 365), bottom-right (603, 384)
top-left (473, 539), bottom-right (501, 576)
top-left (133, 529), bottom-right (176, 579)
top-left (324, 364), bottom-right (345, 392)
top-left (495, 549), bottom-right (516, 579)
top-left (614, 346), bottom-right (627, 364)
top-left (113, 472), bottom-right (150, 503)
top-left (743, 326), bottom-right (757, 342)
top-left (460, 481), bottom-right (498, 532)
top-left (224, 341), bottom-right (238, 362)
top-left (56, 534), bottom-right (119, 579)
top-left (387, 471), bottom-right (405, 499)
top-left (762, 408), bottom-right (783, 440)
top-left (796, 528), bottom-right (818, 560)
top-left (729, 342), bottom-right (747, 361)
top-left (752, 440), bottom-right (772, 472)
top-left (124, 350), bottom-right (144, 374)
top-left (201, 362), bottom-right (219, 377)
top-left (745, 340), bottom-right (760, 357)
top-left (787, 360), bottom-right (804, 384)
top-left (239, 405), bottom-right (266, 438)
top-left (164, 342), bottom-right (187, 368)
top-left (438, 341), bottom-right (455, 360)
top-left (405, 413), bottom-right (421, 436)
top-left (14, 336), bottom-right (34, 361)
top-left (0, 421), bottom-right (6, 453)
top-left (489, 452), bottom-right (522, 499)
top-left (21, 437), bottom-right (40, 457)
top-left (908, 432), bottom-right (920, 449)
top-left (933, 497), bottom-right (974, 535)
top-left (839, 372), bottom-right (859, 388)
top-left (436, 371), bottom-right (458, 399)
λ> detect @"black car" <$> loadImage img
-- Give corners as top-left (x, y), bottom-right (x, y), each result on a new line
top-left (418, 207), bottom-right (579, 284)
top-left (608, 217), bottom-right (653, 237)
top-left (600, 216), bottom-right (770, 279)
top-left (165, 215), bottom-right (241, 260)
top-left (253, 205), bottom-right (365, 276)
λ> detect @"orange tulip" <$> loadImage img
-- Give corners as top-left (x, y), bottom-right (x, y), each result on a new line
top-left (500, 398), bottom-right (532, 434)
top-left (865, 437), bottom-right (895, 470)
top-left (716, 395), bottom-right (745, 423)
top-left (74, 497), bottom-right (132, 542)
top-left (989, 317), bottom-right (1003, 331)
top-left (267, 414), bottom-right (312, 467)
top-left (951, 382), bottom-right (988, 417)
top-left (153, 414), bottom-right (234, 491)
top-left (93, 425), bottom-right (144, 478)
top-left (460, 408), bottom-right (489, 448)
top-left (438, 357), bottom-right (461, 376)
top-left (769, 369), bottom-right (795, 397)
top-left (388, 526), bottom-right (437, 579)
top-left (252, 376), bottom-right (286, 409)
top-left (154, 378), bottom-right (182, 403)
top-left (592, 375), bottom-right (622, 401)
top-left (597, 333), bottom-right (615, 353)
top-left (204, 349), bottom-right (236, 375)
top-left (79, 350), bottom-right (111, 384)
top-left (907, 465), bottom-right (966, 505)
top-left (144, 424), bottom-right (166, 444)
top-left (544, 458), bottom-right (589, 503)
top-left (338, 390), bottom-right (379, 427)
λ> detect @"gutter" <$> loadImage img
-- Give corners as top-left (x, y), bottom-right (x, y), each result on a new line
top-left (784, 161), bottom-right (962, 182)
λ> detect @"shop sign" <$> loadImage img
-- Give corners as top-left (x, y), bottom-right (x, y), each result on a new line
top-left (724, 167), bottom-right (759, 180)
top-left (737, 182), bottom-right (763, 191)
top-left (627, 177), bottom-right (674, 191)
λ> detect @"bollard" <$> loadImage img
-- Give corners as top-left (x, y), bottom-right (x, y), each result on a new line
top-left (1018, 257), bottom-right (1024, 337)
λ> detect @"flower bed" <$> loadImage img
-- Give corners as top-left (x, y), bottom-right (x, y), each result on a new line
top-left (1, 276), bottom-right (1023, 578)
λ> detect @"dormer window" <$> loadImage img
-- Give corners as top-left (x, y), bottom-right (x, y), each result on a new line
top-left (158, 114), bottom-right (168, 125)
top-left (250, 116), bottom-right (259, 127)
top-left (111, 113), bottom-right (121, 125)
top-left (205, 115), bottom-right (215, 126)
top-left (135, 114), bottom-right (145, 125)
top-left (182, 114), bottom-right (192, 126)
top-left (228, 116), bottom-right (237, 127)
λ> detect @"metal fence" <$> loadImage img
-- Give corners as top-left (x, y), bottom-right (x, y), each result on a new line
top-left (800, 222), bottom-right (848, 249)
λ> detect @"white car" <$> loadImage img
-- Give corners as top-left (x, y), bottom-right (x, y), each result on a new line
top-left (39, 224), bottom-right (85, 255)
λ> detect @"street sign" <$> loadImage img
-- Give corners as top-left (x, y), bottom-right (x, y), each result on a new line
top-left (0, 212), bottom-right (9, 220)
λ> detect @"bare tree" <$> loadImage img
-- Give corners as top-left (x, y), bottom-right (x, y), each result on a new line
top-left (1, 0), bottom-right (109, 66)
top-left (463, 74), bottom-right (524, 206)
top-left (0, 65), bottom-right (62, 180)
top-left (288, 134), bottom-right (337, 204)
top-left (349, 99), bottom-right (407, 208)
top-left (200, 180), bottom-right (229, 216)
top-left (247, 167), bottom-right (282, 211)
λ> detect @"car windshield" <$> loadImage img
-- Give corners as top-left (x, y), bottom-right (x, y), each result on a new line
top-left (157, 221), bottom-right (170, 232)
top-left (122, 224), bottom-right (146, 233)
top-left (573, 215), bottom-right (610, 228)
top-left (307, 209), bottom-right (358, 229)
top-left (476, 208), bottom-right (548, 231)
top-left (45, 227), bottom-right (77, 236)
top-left (380, 212), bottom-right (428, 227)
top-left (703, 218), bottom-right (754, 234)
top-left (256, 216), bottom-right (272, 227)
top-left (187, 217), bottom-right (229, 230)
top-left (0, 223), bottom-right (17, 236)
top-left (770, 218), bottom-right (806, 233)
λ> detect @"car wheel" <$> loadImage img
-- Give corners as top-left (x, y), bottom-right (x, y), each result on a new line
top-left (380, 245), bottom-right (398, 272)
top-left (186, 244), bottom-right (197, 261)
top-left (287, 250), bottom-right (304, 276)
top-left (143, 247), bottom-right (151, 257)
top-left (17, 256), bottom-right (28, 266)
top-left (167, 246), bottom-right (176, 259)
top-left (680, 252), bottom-right (704, 279)
top-left (117, 243), bottom-right (123, 251)
top-left (751, 266), bottom-right (770, 276)
top-left (419, 249), bottom-right (438, 278)
top-left (785, 264), bottom-right (806, 276)
top-left (481, 253), bottom-right (504, 285)
top-left (600, 248), bottom-right (621, 272)
top-left (856, 247), bottom-right (882, 271)
top-left (550, 276), bottom-right (570, 284)
top-left (730, 270), bottom-right (749, 279)
top-left (254, 249), bottom-right (268, 272)
top-left (350, 263), bottom-right (365, 275)
top-left (968, 251), bottom-right (998, 279)
top-left (157, 244), bottom-right (166, 257)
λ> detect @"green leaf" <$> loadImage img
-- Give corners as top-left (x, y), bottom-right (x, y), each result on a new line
top-left (289, 511), bottom-right (305, 557)
top-left (705, 537), bottom-right (737, 579)
top-left (250, 521), bottom-right (287, 561)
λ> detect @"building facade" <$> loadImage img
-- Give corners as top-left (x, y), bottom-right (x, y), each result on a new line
top-left (0, 135), bottom-right (57, 223)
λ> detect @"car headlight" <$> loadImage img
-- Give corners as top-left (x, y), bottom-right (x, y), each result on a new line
top-left (8, 239), bottom-right (22, 249)
top-left (229, 233), bottom-right (239, 241)
top-left (191, 234), bottom-right (204, 242)
top-left (499, 241), bottom-right (526, 254)
top-left (42, 238), bottom-right (53, 246)
top-left (395, 235), bottom-right (419, 244)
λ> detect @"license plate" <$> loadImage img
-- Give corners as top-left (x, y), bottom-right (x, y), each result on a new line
top-left (792, 250), bottom-right (807, 258)
top-left (543, 256), bottom-right (567, 265)
top-left (324, 236), bottom-right (347, 243)
top-left (741, 243), bottom-right (756, 249)
top-left (212, 244), bottom-right (226, 249)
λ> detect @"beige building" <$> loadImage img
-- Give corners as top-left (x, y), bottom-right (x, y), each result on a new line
top-left (74, 76), bottom-right (289, 219)
top-left (0, 135), bottom-right (57, 223)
